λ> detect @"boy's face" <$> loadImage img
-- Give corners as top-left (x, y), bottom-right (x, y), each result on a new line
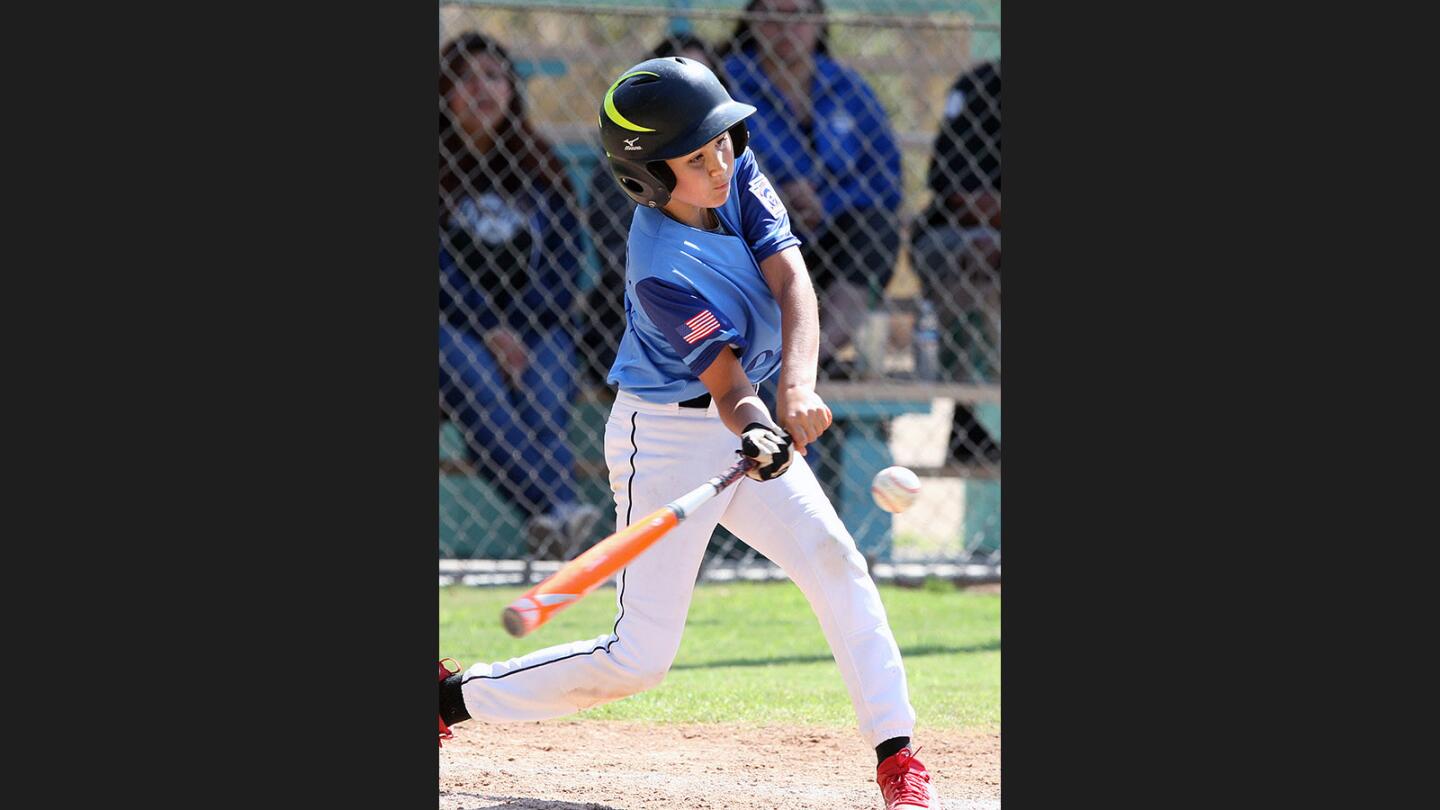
top-left (663, 130), bottom-right (736, 210)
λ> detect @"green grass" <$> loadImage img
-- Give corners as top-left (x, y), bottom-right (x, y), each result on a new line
top-left (440, 580), bottom-right (999, 729)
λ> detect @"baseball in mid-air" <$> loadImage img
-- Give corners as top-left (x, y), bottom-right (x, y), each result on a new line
top-left (871, 466), bottom-right (921, 513)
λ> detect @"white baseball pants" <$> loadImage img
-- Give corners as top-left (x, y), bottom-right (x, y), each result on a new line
top-left (458, 390), bottom-right (917, 747)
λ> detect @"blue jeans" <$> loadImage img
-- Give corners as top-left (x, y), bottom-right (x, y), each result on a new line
top-left (440, 324), bottom-right (578, 517)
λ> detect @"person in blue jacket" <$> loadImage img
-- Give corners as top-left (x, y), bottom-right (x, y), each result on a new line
top-left (720, 0), bottom-right (903, 377)
top-left (439, 31), bottom-right (601, 558)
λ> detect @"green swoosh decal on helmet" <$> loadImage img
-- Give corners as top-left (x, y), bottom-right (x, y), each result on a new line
top-left (603, 71), bottom-right (659, 133)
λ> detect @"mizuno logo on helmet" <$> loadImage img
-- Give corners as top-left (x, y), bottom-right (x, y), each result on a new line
top-left (604, 71), bottom-right (659, 133)
top-left (623, 137), bottom-right (641, 151)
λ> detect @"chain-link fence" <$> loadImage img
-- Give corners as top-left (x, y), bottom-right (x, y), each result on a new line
top-left (439, 0), bottom-right (1000, 586)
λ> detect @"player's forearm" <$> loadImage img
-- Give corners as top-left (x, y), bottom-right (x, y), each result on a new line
top-left (716, 390), bottom-right (774, 438)
top-left (778, 280), bottom-right (820, 392)
top-left (760, 248), bottom-right (820, 391)
top-left (700, 349), bottom-right (780, 438)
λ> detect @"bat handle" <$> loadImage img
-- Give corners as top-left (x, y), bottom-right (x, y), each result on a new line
top-left (671, 457), bottom-right (756, 520)
top-left (721, 456), bottom-right (760, 483)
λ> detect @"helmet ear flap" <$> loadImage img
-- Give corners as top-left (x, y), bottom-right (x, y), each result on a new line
top-left (647, 160), bottom-right (676, 193)
top-left (728, 122), bottom-right (749, 157)
top-left (608, 159), bottom-right (672, 208)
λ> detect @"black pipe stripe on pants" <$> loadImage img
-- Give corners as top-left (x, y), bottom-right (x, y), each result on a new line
top-left (463, 411), bottom-right (638, 683)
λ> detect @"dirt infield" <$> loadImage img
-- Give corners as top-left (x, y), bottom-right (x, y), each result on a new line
top-left (440, 720), bottom-right (999, 809)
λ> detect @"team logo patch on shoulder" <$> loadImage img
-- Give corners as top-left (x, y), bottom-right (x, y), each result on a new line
top-left (682, 310), bottom-right (721, 344)
top-left (747, 175), bottom-right (787, 218)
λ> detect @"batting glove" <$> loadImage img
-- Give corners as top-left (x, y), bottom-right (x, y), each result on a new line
top-left (740, 422), bottom-right (793, 481)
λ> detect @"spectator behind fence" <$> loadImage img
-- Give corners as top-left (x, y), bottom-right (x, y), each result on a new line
top-left (580, 33), bottom-right (735, 389)
top-left (720, 0), bottom-right (903, 379)
top-left (910, 60), bottom-right (1001, 464)
top-left (439, 31), bottom-right (602, 557)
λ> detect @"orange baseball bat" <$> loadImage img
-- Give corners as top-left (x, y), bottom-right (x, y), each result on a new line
top-left (501, 456), bottom-right (758, 638)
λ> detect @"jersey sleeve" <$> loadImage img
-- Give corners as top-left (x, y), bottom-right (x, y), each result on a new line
top-left (633, 276), bottom-right (748, 377)
top-left (733, 149), bottom-right (801, 264)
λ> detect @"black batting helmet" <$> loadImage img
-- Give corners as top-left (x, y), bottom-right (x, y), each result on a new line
top-left (598, 56), bottom-right (756, 209)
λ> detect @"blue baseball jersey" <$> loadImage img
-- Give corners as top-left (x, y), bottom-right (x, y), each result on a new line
top-left (607, 148), bottom-right (800, 403)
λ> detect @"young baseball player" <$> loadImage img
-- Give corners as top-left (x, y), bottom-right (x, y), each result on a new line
top-left (440, 56), bottom-right (936, 809)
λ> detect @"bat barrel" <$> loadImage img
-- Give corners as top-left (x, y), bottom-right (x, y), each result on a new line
top-left (501, 605), bottom-right (531, 638)
top-left (497, 511), bottom-right (678, 638)
top-left (494, 459), bottom-right (754, 638)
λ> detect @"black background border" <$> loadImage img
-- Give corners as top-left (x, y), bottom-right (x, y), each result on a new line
top-left (24, 0), bottom-right (1276, 804)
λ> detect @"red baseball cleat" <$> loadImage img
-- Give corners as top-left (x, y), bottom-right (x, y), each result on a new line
top-left (438, 658), bottom-right (460, 747)
top-left (876, 747), bottom-right (937, 809)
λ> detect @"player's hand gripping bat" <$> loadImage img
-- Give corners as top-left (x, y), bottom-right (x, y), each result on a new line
top-left (501, 456), bottom-right (759, 638)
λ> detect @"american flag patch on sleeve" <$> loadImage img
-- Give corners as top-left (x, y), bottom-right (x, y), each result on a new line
top-left (682, 310), bottom-right (721, 344)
